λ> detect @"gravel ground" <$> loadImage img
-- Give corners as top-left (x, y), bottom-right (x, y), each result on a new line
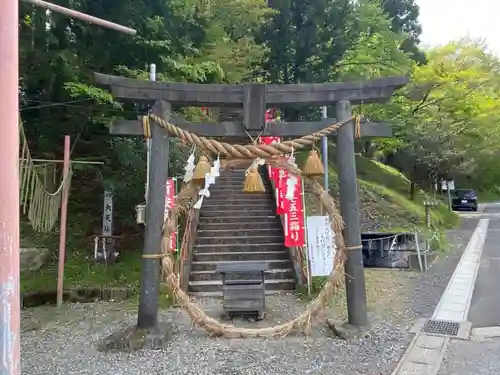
top-left (22, 292), bottom-right (412, 375)
top-left (20, 217), bottom-right (478, 375)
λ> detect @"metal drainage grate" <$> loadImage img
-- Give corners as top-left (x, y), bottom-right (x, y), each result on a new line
top-left (422, 320), bottom-right (460, 336)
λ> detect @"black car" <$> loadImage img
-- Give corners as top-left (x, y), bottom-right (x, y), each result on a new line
top-left (451, 189), bottom-right (478, 211)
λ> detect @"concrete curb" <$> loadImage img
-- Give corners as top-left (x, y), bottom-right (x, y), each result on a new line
top-left (391, 333), bottom-right (449, 375)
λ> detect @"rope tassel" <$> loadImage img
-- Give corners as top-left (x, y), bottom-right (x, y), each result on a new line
top-left (302, 150), bottom-right (324, 178)
top-left (192, 155), bottom-right (211, 186)
top-left (243, 167), bottom-right (265, 193)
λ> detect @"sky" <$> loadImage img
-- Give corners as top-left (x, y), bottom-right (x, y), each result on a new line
top-left (417, 0), bottom-right (500, 55)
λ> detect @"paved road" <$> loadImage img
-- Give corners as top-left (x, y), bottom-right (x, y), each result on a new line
top-left (467, 203), bottom-right (500, 328)
top-left (438, 202), bottom-right (500, 375)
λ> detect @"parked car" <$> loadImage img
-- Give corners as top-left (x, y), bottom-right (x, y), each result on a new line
top-left (451, 189), bottom-right (478, 211)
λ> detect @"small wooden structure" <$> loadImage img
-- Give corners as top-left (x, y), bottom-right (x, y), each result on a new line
top-left (216, 261), bottom-right (270, 321)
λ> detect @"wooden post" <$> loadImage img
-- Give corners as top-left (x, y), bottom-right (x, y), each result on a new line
top-left (0, 0), bottom-right (20, 373)
top-left (56, 136), bottom-right (71, 308)
top-left (137, 101), bottom-right (171, 329)
top-left (321, 106), bottom-right (328, 190)
top-left (335, 100), bottom-right (368, 327)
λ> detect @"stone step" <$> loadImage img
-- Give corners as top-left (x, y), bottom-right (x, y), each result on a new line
top-left (189, 290), bottom-right (292, 297)
top-left (193, 250), bottom-right (288, 262)
top-left (195, 242), bottom-right (284, 252)
top-left (203, 197), bottom-right (275, 206)
top-left (197, 228), bottom-right (283, 237)
top-left (207, 190), bottom-right (270, 196)
top-left (198, 216), bottom-right (278, 226)
top-left (198, 220), bottom-right (281, 230)
top-left (196, 235), bottom-right (284, 246)
top-left (200, 209), bottom-right (275, 218)
top-left (213, 176), bottom-right (247, 181)
top-left (200, 209), bottom-right (276, 218)
top-left (210, 187), bottom-right (270, 194)
top-left (189, 268), bottom-right (295, 282)
top-left (188, 278), bottom-right (295, 294)
top-left (191, 259), bottom-right (292, 272)
top-left (201, 202), bottom-right (274, 210)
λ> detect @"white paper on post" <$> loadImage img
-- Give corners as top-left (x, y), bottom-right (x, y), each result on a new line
top-left (306, 215), bottom-right (336, 277)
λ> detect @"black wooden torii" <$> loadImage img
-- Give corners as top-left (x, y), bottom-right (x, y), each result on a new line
top-left (95, 72), bottom-right (408, 332)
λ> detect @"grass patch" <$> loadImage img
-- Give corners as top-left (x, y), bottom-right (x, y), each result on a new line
top-left (20, 217), bottom-right (173, 307)
top-left (477, 187), bottom-right (500, 203)
top-left (299, 150), bottom-right (458, 241)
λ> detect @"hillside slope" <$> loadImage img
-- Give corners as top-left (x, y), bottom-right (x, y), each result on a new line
top-left (302, 153), bottom-right (458, 233)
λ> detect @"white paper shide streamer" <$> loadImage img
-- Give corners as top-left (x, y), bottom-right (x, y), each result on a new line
top-left (210, 155), bottom-right (220, 180)
top-left (183, 152), bottom-right (196, 182)
top-left (194, 157), bottom-right (220, 209)
top-left (285, 147), bottom-right (297, 199)
top-left (194, 173), bottom-right (211, 209)
top-left (286, 174), bottom-right (298, 200)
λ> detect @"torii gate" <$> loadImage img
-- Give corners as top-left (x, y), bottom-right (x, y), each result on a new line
top-left (95, 72), bottom-right (408, 331)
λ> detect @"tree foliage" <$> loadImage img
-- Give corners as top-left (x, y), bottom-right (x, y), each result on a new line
top-left (18, 0), bottom-right (500, 234)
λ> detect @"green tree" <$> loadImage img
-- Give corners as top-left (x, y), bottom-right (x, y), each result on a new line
top-left (371, 39), bottom-right (500, 197)
top-left (375, 0), bottom-right (426, 64)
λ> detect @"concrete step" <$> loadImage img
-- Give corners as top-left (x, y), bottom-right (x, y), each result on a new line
top-left (188, 278), bottom-right (295, 294)
top-left (198, 220), bottom-right (281, 230)
top-left (189, 290), bottom-right (292, 297)
top-left (198, 215), bottom-right (278, 225)
top-left (200, 209), bottom-right (275, 218)
top-left (196, 235), bottom-right (284, 246)
top-left (191, 259), bottom-right (292, 272)
top-left (213, 176), bottom-right (247, 182)
top-left (193, 250), bottom-right (288, 262)
top-left (203, 196), bottom-right (275, 205)
top-left (207, 192), bottom-right (271, 198)
top-left (209, 190), bottom-right (269, 197)
top-left (190, 268), bottom-right (295, 282)
top-left (201, 202), bottom-right (274, 210)
top-left (197, 228), bottom-right (283, 237)
top-left (195, 242), bottom-right (284, 252)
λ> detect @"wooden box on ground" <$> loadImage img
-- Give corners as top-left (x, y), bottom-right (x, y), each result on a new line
top-left (216, 262), bottom-right (269, 320)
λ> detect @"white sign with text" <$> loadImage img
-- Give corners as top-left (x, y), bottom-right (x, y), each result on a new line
top-left (306, 215), bottom-right (336, 277)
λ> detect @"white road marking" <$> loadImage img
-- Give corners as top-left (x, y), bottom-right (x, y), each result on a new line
top-left (432, 219), bottom-right (489, 322)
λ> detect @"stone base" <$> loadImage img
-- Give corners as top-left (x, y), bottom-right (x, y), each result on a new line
top-left (20, 248), bottom-right (51, 272)
top-left (98, 323), bottom-right (177, 352)
top-left (326, 319), bottom-right (371, 341)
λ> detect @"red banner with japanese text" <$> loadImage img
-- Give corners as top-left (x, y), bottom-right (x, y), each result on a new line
top-left (276, 168), bottom-right (287, 215)
top-left (164, 178), bottom-right (177, 252)
top-left (283, 176), bottom-right (305, 247)
top-left (258, 136), bottom-right (281, 182)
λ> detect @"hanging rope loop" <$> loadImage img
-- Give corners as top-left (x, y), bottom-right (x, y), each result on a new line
top-left (146, 113), bottom-right (355, 159)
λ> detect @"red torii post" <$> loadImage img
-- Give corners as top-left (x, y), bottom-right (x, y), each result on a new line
top-left (0, 1), bottom-right (20, 374)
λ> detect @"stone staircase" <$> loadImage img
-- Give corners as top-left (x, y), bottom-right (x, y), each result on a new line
top-left (188, 167), bottom-right (296, 296)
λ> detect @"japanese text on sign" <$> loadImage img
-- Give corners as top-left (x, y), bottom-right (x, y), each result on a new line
top-left (283, 176), bottom-right (305, 247)
top-left (102, 190), bottom-right (113, 237)
top-left (306, 216), bottom-right (336, 277)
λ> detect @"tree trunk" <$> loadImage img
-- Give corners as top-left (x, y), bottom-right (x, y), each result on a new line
top-left (409, 164), bottom-right (418, 200)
